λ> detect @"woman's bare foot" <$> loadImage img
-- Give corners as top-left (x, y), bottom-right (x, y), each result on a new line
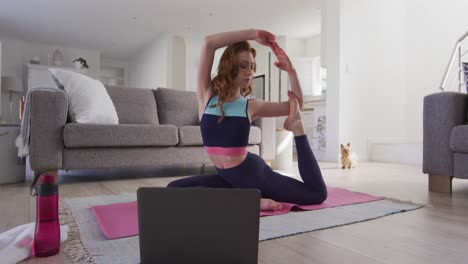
top-left (260, 198), bottom-right (283, 211)
top-left (283, 90), bottom-right (305, 136)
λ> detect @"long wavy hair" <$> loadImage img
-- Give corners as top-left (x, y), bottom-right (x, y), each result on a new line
top-left (211, 41), bottom-right (256, 123)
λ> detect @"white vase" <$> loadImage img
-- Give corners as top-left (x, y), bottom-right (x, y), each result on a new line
top-left (73, 61), bottom-right (82, 70)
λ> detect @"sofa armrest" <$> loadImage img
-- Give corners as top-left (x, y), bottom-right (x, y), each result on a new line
top-left (423, 92), bottom-right (468, 176)
top-left (253, 117), bottom-right (276, 160)
top-left (29, 90), bottom-right (68, 171)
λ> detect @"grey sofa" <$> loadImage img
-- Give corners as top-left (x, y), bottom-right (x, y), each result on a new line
top-left (28, 86), bottom-right (275, 174)
top-left (423, 91), bottom-right (468, 193)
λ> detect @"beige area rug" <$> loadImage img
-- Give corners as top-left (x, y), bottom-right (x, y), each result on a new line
top-left (60, 192), bottom-right (422, 264)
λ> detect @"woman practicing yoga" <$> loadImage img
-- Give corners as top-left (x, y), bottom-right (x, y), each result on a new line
top-left (167, 29), bottom-right (327, 211)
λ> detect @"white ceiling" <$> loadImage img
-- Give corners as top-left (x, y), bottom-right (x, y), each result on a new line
top-left (0, 0), bottom-right (322, 60)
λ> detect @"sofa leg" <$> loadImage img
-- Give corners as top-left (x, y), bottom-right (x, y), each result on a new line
top-left (428, 174), bottom-right (453, 193)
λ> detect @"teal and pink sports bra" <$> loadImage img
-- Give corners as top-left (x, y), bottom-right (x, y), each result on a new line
top-left (200, 95), bottom-right (251, 156)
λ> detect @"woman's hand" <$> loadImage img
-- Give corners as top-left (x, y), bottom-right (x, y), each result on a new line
top-left (255, 30), bottom-right (276, 47)
top-left (272, 44), bottom-right (294, 73)
top-left (272, 43), bottom-right (304, 109)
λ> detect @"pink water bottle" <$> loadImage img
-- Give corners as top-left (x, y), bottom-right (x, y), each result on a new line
top-left (32, 173), bottom-right (60, 257)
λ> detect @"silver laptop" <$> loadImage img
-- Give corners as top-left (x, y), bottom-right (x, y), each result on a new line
top-left (137, 187), bottom-right (260, 264)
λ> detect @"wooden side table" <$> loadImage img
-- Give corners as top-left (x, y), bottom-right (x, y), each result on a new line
top-left (0, 124), bottom-right (25, 184)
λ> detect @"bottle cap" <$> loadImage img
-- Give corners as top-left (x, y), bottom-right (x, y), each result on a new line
top-left (30, 172), bottom-right (58, 196)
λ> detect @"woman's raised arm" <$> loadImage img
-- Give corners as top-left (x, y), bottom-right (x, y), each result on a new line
top-left (271, 43), bottom-right (304, 110)
top-left (197, 29), bottom-right (276, 108)
top-left (250, 44), bottom-right (305, 121)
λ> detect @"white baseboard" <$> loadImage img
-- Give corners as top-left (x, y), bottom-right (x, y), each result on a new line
top-left (368, 140), bottom-right (422, 165)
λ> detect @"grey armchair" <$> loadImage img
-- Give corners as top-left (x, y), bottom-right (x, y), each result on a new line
top-left (423, 91), bottom-right (468, 193)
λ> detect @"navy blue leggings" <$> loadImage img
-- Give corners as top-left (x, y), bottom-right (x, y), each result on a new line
top-left (167, 135), bottom-right (327, 205)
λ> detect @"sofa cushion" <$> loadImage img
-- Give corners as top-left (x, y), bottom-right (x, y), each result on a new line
top-left (106, 85), bottom-right (159, 124)
top-left (63, 123), bottom-right (178, 147)
top-left (155, 87), bottom-right (199, 126)
top-left (450, 125), bottom-right (468, 153)
top-left (177, 125), bottom-right (262, 146)
top-left (178, 126), bottom-right (203, 146)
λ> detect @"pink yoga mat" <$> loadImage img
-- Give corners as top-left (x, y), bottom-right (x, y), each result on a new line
top-left (90, 187), bottom-right (383, 239)
top-left (259, 187), bottom-right (384, 216)
top-left (91, 202), bottom-right (139, 239)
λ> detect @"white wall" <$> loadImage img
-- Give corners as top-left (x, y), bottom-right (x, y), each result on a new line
top-left (340, 0), bottom-right (407, 162)
top-left (404, 0), bottom-right (468, 141)
top-left (286, 38), bottom-right (307, 57)
top-left (129, 34), bottom-right (187, 91)
top-left (286, 35), bottom-right (321, 57)
top-left (184, 36), bottom-right (203, 92)
top-left (168, 35), bottom-right (186, 90)
top-left (334, 0), bottom-right (468, 164)
top-left (128, 34), bottom-right (169, 89)
top-left (323, 0), bottom-right (342, 162)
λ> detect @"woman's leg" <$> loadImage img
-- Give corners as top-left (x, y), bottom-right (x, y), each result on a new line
top-left (213, 148), bottom-right (325, 205)
top-left (167, 172), bottom-right (283, 210)
top-left (167, 174), bottom-right (232, 188)
top-left (258, 90), bottom-right (326, 205)
top-left (294, 135), bottom-right (326, 192)
top-left (215, 153), bottom-right (266, 189)
top-left (260, 135), bottom-right (327, 205)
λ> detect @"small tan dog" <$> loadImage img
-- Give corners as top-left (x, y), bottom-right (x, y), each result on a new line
top-left (340, 143), bottom-right (355, 169)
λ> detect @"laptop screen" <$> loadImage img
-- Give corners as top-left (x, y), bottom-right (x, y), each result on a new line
top-left (137, 187), bottom-right (260, 264)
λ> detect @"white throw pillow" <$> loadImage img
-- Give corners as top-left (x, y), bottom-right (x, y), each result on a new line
top-left (49, 68), bottom-right (119, 124)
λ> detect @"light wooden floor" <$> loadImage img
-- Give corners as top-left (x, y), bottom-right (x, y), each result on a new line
top-left (1, 161), bottom-right (468, 264)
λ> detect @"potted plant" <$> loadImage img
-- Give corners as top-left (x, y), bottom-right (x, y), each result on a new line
top-left (73, 57), bottom-right (89, 71)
